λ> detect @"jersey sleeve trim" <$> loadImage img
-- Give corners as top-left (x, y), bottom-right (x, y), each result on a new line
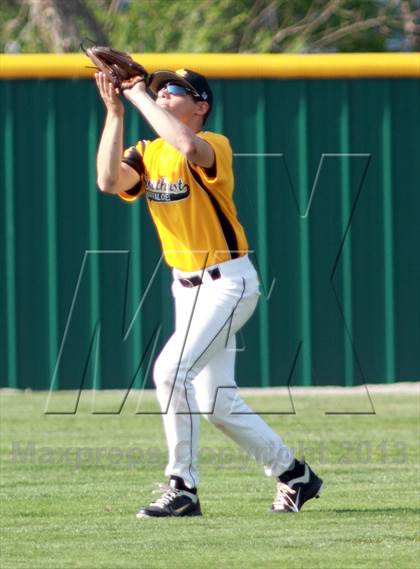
top-left (121, 142), bottom-right (146, 176)
top-left (118, 185), bottom-right (143, 202)
top-left (119, 141), bottom-right (147, 202)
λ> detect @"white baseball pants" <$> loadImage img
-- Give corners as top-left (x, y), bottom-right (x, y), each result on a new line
top-left (153, 255), bottom-right (294, 488)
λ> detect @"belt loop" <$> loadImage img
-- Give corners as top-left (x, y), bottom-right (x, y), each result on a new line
top-left (208, 267), bottom-right (221, 281)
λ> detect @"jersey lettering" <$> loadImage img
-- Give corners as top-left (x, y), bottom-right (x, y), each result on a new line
top-left (145, 177), bottom-right (190, 202)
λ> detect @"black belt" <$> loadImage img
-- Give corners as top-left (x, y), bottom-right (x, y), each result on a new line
top-left (179, 267), bottom-right (221, 288)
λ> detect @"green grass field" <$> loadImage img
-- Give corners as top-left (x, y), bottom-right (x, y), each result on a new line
top-left (1, 388), bottom-right (419, 569)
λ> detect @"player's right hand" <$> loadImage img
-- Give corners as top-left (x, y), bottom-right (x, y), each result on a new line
top-left (95, 72), bottom-right (124, 117)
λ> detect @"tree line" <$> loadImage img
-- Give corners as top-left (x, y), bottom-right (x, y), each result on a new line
top-left (1, 0), bottom-right (419, 53)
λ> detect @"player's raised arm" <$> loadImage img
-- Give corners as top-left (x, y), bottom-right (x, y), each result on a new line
top-left (95, 72), bottom-right (140, 194)
top-left (122, 74), bottom-right (214, 169)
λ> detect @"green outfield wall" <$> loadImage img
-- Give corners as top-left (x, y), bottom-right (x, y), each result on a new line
top-left (1, 54), bottom-right (419, 390)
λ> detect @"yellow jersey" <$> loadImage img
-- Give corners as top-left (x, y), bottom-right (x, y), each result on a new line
top-left (119, 131), bottom-right (248, 271)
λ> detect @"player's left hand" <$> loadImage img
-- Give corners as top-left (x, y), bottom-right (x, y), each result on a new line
top-left (122, 76), bottom-right (147, 97)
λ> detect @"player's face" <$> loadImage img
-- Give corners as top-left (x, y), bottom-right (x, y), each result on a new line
top-left (156, 82), bottom-right (202, 122)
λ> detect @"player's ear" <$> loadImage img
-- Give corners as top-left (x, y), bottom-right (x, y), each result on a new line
top-left (195, 100), bottom-right (210, 118)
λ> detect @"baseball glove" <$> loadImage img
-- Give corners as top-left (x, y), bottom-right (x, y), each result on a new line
top-left (82, 43), bottom-right (149, 92)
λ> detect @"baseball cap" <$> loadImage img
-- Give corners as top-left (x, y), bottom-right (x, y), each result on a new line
top-left (149, 68), bottom-right (213, 112)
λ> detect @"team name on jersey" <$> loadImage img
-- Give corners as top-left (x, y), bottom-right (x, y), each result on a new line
top-left (145, 176), bottom-right (190, 202)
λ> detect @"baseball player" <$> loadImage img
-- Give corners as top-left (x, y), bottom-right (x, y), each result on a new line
top-left (95, 67), bottom-right (323, 517)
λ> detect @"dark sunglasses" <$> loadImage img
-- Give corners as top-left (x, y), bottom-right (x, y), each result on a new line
top-left (159, 82), bottom-right (201, 99)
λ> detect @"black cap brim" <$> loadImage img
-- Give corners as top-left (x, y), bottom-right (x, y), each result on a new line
top-left (148, 70), bottom-right (200, 97)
